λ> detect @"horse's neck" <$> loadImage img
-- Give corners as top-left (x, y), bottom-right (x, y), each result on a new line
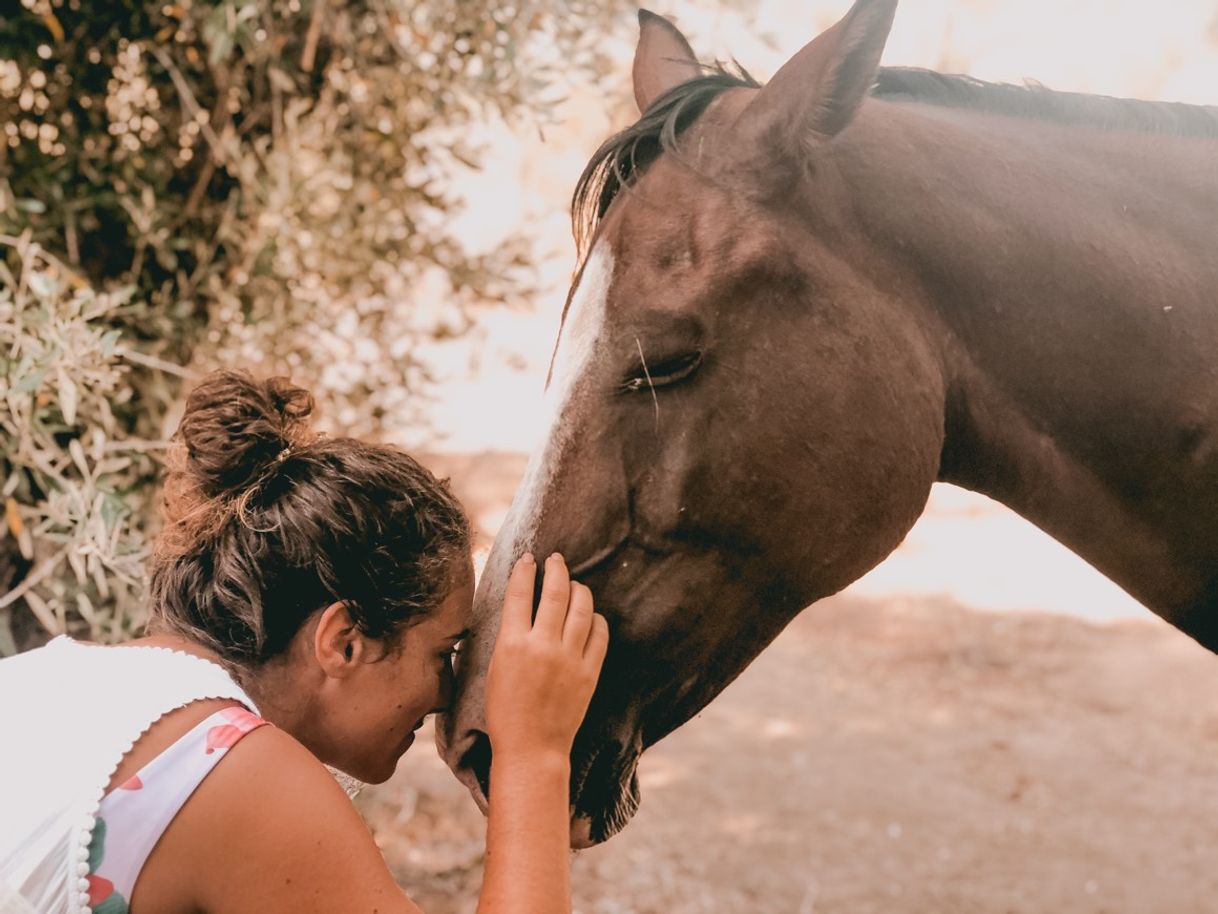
top-left (837, 101), bottom-right (1218, 639)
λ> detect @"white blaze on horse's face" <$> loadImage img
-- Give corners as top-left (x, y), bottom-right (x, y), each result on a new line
top-left (501, 241), bottom-right (614, 550)
top-left (550, 241), bottom-right (614, 418)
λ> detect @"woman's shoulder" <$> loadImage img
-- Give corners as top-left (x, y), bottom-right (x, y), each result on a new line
top-left (196, 718), bottom-right (346, 811)
top-left (141, 720), bottom-right (421, 913)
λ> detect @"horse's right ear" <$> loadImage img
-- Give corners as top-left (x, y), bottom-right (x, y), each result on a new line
top-left (733, 0), bottom-right (897, 152)
top-left (633, 10), bottom-right (700, 114)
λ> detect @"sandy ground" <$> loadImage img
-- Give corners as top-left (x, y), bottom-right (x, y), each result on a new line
top-left (355, 453), bottom-right (1218, 914)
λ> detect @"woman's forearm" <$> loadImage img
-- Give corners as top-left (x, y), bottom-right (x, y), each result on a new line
top-left (476, 749), bottom-right (573, 914)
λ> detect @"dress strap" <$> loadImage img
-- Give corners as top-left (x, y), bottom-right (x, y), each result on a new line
top-left (85, 706), bottom-right (267, 913)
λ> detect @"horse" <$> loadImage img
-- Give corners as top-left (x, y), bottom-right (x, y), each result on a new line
top-left (438, 0), bottom-right (1218, 848)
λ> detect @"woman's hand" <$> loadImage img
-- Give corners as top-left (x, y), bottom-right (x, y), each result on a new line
top-left (484, 552), bottom-right (609, 762)
top-left (477, 552), bottom-right (607, 914)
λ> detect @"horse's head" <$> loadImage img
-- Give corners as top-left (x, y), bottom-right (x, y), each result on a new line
top-left (440, 0), bottom-right (947, 845)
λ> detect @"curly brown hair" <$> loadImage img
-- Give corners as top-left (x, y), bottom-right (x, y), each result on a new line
top-left (149, 371), bottom-right (471, 668)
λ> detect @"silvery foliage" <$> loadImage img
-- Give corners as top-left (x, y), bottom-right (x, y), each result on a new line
top-left (0, 235), bottom-right (154, 652)
top-left (0, 0), bottom-right (626, 646)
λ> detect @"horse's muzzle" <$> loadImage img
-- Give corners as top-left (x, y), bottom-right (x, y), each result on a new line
top-left (439, 723), bottom-right (643, 848)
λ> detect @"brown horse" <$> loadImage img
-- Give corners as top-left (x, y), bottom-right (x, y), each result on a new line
top-left (439, 0), bottom-right (1218, 847)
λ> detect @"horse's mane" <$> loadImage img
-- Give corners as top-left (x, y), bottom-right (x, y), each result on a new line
top-left (571, 65), bottom-right (759, 261)
top-left (874, 67), bottom-right (1218, 139)
top-left (572, 64), bottom-right (1218, 262)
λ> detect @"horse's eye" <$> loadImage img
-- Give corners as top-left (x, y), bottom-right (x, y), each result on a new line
top-left (622, 350), bottom-right (703, 392)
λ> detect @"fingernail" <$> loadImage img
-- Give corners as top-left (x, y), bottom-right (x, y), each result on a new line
top-left (520, 552), bottom-right (535, 565)
top-left (549, 552), bottom-right (563, 563)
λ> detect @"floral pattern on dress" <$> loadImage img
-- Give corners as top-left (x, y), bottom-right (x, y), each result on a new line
top-left (205, 706), bottom-right (264, 754)
top-left (86, 817), bottom-right (130, 914)
top-left (86, 705), bottom-right (268, 911)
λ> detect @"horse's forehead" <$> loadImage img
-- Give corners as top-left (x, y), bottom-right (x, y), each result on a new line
top-left (618, 158), bottom-right (751, 261)
top-left (550, 240), bottom-right (615, 393)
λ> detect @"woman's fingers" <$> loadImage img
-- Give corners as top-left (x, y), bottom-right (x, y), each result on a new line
top-left (584, 612), bottom-right (609, 665)
top-left (485, 556), bottom-right (611, 761)
top-left (500, 553), bottom-right (537, 634)
top-left (532, 553), bottom-right (571, 639)
top-left (562, 582), bottom-right (595, 649)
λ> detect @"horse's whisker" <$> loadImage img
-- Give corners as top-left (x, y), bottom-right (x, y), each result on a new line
top-left (635, 337), bottom-right (660, 432)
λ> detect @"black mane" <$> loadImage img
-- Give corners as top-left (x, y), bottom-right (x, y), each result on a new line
top-left (572, 65), bottom-right (1218, 262)
top-left (874, 67), bottom-right (1218, 138)
top-left (571, 66), bottom-right (759, 260)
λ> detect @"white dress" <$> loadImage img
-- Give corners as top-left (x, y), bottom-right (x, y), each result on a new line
top-left (0, 637), bottom-right (259, 913)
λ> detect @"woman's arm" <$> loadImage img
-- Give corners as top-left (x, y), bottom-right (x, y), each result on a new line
top-left (480, 750), bottom-right (573, 912)
top-left (477, 553), bottom-right (608, 914)
top-left (167, 553), bottom-right (604, 914)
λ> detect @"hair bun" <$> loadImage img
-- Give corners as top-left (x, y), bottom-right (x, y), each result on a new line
top-left (177, 371), bottom-right (315, 499)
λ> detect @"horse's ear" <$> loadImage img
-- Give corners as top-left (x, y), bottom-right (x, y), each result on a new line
top-left (734, 0), bottom-right (897, 149)
top-left (633, 10), bottom-right (700, 114)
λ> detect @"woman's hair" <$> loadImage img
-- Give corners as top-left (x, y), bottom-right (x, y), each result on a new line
top-left (149, 370), bottom-right (471, 668)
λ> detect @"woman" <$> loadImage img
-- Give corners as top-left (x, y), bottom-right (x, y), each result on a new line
top-left (0, 371), bottom-right (607, 913)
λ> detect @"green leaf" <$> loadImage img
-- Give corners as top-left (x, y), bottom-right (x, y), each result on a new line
top-left (209, 29), bottom-right (234, 66)
top-left (99, 494), bottom-right (129, 526)
top-left (57, 367), bottom-right (78, 426)
top-left (12, 368), bottom-right (48, 395)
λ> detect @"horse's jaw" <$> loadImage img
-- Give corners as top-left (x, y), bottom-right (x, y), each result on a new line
top-left (570, 773), bottom-right (642, 849)
top-left (568, 727), bottom-right (645, 846)
top-left (436, 716), bottom-right (643, 848)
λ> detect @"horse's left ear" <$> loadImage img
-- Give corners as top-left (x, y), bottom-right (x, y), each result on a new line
top-left (633, 10), bottom-right (701, 114)
top-left (734, 0), bottom-right (897, 151)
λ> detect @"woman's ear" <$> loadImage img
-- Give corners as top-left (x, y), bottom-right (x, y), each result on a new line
top-left (313, 602), bottom-right (364, 677)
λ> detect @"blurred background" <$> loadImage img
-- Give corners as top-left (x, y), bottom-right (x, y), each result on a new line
top-left (3, 1), bottom-right (1218, 911)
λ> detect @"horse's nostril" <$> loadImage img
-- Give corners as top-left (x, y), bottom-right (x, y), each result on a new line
top-left (459, 730), bottom-right (493, 802)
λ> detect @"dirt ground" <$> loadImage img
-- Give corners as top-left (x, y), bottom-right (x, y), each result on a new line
top-left (356, 453), bottom-right (1218, 914)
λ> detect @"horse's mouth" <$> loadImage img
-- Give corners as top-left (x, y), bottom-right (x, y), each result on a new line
top-left (451, 731), bottom-right (642, 848)
top-left (569, 740), bottom-right (642, 848)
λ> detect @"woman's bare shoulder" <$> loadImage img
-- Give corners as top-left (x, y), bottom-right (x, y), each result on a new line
top-left (143, 723), bottom-right (422, 914)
